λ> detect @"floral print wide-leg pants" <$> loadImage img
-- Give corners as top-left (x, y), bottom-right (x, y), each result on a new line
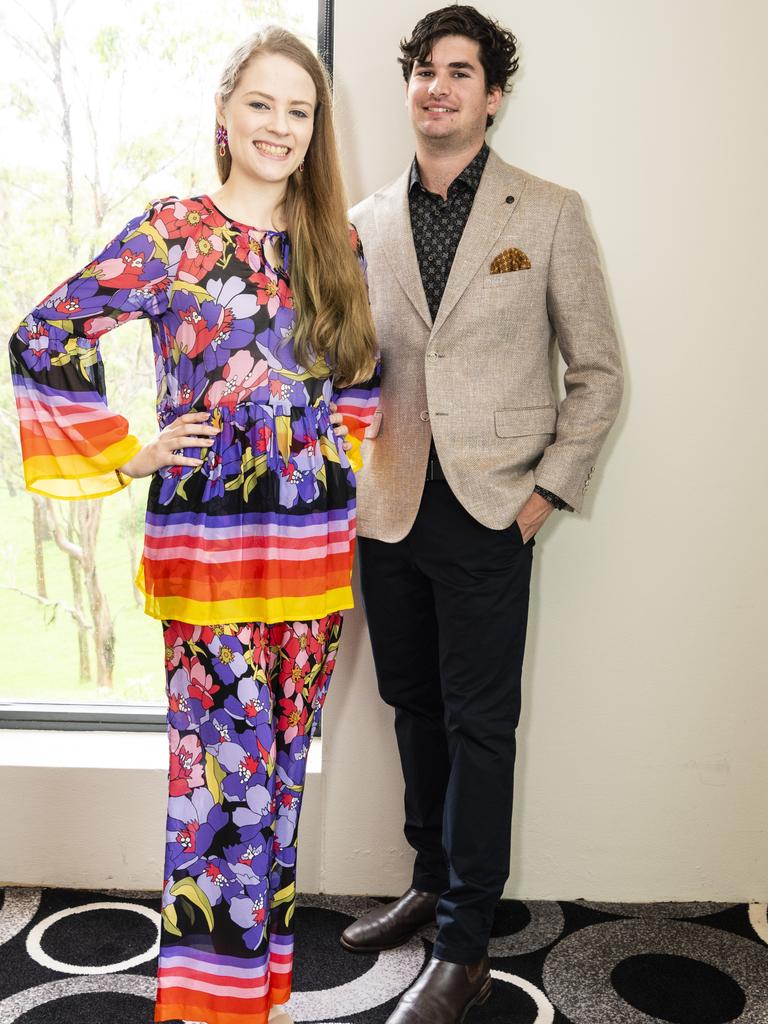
top-left (154, 614), bottom-right (342, 1024)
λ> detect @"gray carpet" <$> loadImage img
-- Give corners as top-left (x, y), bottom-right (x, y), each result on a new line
top-left (0, 888), bottom-right (767, 1023)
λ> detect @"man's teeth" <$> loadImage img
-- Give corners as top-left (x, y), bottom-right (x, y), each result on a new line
top-left (254, 142), bottom-right (289, 155)
top-left (428, 107), bottom-right (453, 112)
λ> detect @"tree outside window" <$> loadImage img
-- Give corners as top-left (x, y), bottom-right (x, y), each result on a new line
top-left (0, 0), bottom-right (319, 706)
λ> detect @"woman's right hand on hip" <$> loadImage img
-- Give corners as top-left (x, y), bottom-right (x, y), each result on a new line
top-left (118, 411), bottom-right (221, 479)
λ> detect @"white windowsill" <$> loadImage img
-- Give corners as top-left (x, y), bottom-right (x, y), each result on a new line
top-left (0, 729), bottom-right (322, 773)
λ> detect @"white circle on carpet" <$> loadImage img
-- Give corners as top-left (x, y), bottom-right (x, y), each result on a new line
top-left (0, 973), bottom-right (156, 1023)
top-left (492, 969), bottom-right (555, 1023)
top-left (749, 903), bottom-right (768, 945)
top-left (0, 889), bottom-right (42, 948)
top-left (286, 895), bottom-right (426, 1021)
top-left (26, 901), bottom-right (160, 975)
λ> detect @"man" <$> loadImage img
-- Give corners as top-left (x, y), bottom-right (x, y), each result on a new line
top-left (342, 6), bottom-right (623, 1022)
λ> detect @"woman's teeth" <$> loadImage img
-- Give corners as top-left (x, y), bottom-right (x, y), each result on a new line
top-left (254, 142), bottom-right (289, 157)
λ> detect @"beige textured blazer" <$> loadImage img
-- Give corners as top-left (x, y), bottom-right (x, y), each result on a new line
top-left (350, 149), bottom-right (623, 542)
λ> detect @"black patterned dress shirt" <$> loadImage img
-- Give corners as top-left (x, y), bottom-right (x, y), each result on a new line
top-left (408, 144), bottom-right (567, 510)
top-left (408, 143), bottom-right (489, 322)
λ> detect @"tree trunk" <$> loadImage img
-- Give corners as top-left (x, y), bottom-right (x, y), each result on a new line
top-left (78, 502), bottom-right (115, 694)
top-left (64, 504), bottom-right (91, 685)
top-left (32, 498), bottom-right (48, 598)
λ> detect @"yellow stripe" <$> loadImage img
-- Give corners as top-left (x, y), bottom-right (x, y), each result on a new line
top-left (346, 436), bottom-right (362, 474)
top-left (24, 435), bottom-right (142, 499)
top-left (136, 564), bottom-right (353, 625)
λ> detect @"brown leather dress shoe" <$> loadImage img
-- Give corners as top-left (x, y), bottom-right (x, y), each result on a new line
top-left (339, 889), bottom-right (440, 953)
top-left (385, 955), bottom-right (492, 1023)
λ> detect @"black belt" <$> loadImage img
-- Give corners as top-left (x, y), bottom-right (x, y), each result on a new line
top-left (425, 447), bottom-right (446, 482)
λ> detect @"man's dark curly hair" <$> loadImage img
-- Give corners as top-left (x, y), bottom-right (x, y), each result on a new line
top-left (399, 6), bottom-right (519, 127)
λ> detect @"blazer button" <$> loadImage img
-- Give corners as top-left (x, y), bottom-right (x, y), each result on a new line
top-left (419, 411), bottom-right (430, 422)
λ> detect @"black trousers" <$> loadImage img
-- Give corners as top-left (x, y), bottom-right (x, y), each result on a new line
top-left (357, 479), bottom-right (533, 964)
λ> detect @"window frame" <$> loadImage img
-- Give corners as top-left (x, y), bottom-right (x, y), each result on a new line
top-left (0, 0), bottom-right (335, 733)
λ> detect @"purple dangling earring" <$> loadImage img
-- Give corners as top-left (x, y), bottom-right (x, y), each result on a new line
top-left (216, 124), bottom-right (228, 158)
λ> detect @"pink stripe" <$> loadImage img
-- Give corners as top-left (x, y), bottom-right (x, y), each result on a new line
top-left (157, 969), bottom-right (268, 999)
top-left (268, 961), bottom-right (292, 974)
top-left (143, 540), bottom-right (350, 563)
top-left (144, 518), bottom-right (353, 541)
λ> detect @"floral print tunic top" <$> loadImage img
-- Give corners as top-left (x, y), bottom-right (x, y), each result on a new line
top-left (9, 196), bottom-right (380, 625)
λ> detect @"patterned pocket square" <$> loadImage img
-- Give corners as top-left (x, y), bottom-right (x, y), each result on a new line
top-left (490, 247), bottom-right (531, 274)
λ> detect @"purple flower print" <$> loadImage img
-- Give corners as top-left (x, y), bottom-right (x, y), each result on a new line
top-left (232, 779), bottom-right (273, 842)
top-left (228, 887), bottom-right (268, 950)
top-left (189, 855), bottom-right (241, 907)
top-left (223, 840), bottom-right (270, 887)
top-left (278, 445), bottom-right (320, 509)
top-left (169, 355), bottom-right (208, 411)
top-left (234, 678), bottom-right (273, 727)
top-left (168, 290), bottom-right (231, 362)
top-left (91, 230), bottom-right (166, 301)
top-left (253, 305), bottom-right (297, 367)
top-left (209, 633), bottom-right (248, 685)
top-left (167, 665), bottom-right (194, 732)
top-left (199, 707), bottom-right (239, 752)
top-left (201, 431), bottom-right (242, 502)
top-left (203, 276), bottom-right (260, 371)
top-left (18, 318), bottom-right (68, 373)
top-left (157, 463), bottom-right (195, 505)
top-left (276, 734), bottom-right (311, 789)
top-left (35, 277), bottom-right (103, 321)
top-left (165, 786), bottom-right (228, 875)
top-left (216, 729), bottom-right (269, 803)
top-left (274, 788), bottom-right (300, 856)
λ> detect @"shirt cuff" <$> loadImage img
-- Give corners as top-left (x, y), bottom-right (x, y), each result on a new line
top-left (533, 485), bottom-right (571, 511)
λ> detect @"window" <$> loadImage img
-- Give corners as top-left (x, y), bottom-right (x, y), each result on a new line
top-left (0, 0), bottom-right (329, 727)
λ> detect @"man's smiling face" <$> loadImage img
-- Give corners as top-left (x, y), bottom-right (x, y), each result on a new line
top-left (405, 34), bottom-right (501, 150)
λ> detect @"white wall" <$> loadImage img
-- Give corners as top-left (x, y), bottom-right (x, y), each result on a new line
top-left (2, 0), bottom-right (766, 901)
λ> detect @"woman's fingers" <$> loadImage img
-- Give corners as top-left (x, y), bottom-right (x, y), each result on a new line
top-left (170, 453), bottom-right (206, 467)
top-left (170, 423), bottom-right (219, 438)
top-left (175, 436), bottom-right (215, 447)
top-left (180, 410), bottom-right (214, 422)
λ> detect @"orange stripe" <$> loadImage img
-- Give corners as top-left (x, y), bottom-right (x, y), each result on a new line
top-left (142, 559), bottom-right (351, 597)
top-left (155, 989), bottom-right (273, 1023)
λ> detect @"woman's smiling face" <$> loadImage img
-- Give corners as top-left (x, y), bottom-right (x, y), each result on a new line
top-left (218, 52), bottom-right (317, 187)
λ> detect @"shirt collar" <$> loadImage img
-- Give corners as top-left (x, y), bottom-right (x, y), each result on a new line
top-left (409, 142), bottom-right (490, 196)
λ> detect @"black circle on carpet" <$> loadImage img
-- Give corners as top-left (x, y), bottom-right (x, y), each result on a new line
top-left (293, 906), bottom-right (379, 990)
top-left (491, 899), bottom-right (532, 937)
top-left (611, 953), bottom-right (747, 1023)
top-left (37, 908), bottom-right (157, 967)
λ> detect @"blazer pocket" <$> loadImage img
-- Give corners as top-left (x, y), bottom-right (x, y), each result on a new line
top-left (495, 406), bottom-right (557, 437)
top-left (483, 269), bottom-right (532, 290)
top-left (364, 412), bottom-right (382, 439)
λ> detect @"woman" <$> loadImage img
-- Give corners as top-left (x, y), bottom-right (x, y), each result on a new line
top-left (9, 26), bottom-right (379, 1024)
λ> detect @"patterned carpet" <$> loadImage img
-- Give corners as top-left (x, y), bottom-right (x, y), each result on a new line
top-left (0, 888), bottom-right (767, 1023)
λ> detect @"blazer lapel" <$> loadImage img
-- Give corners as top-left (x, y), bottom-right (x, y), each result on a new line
top-left (431, 150), bottom-right (527, 337)
top-left (374, 168), bottom-right (432, 330)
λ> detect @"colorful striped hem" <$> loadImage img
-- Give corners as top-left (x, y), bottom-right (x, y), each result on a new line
top-left (155, 939), bottom-right (294, 1024)
top-left (136, 563), bottom-right (354, 624)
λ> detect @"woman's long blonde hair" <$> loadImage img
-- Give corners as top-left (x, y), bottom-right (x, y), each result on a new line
top-left (215, 27), bottom-right (376, 387)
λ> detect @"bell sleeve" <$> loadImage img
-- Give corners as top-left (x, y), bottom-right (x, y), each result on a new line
top-left (8, 203), bottom-right (170, 499)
